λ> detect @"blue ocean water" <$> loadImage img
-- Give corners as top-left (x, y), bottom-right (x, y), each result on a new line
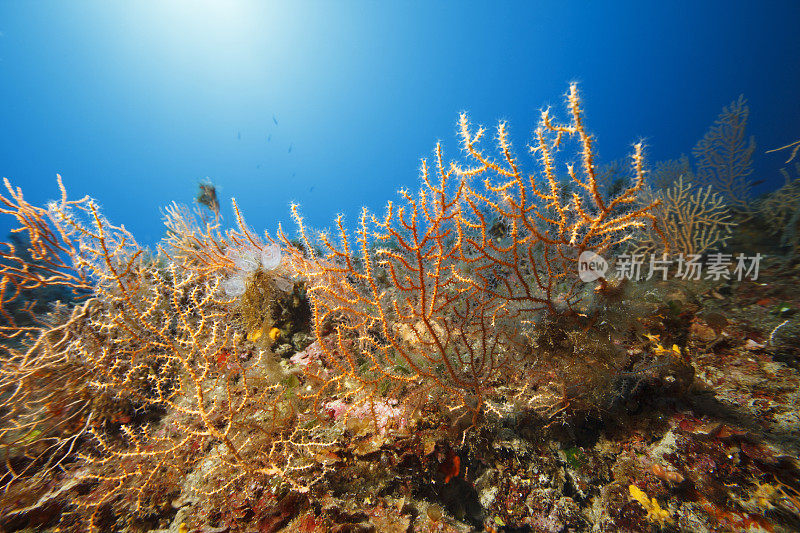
top-left (0, 1), bottom-right (798, 243)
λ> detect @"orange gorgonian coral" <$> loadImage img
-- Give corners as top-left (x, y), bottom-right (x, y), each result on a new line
top-left (284, 84), bottom-right (663, 425)
top-left (0, 180), bottom-right (325, 530)
top-left (0, 85), bottom-right (666, 531)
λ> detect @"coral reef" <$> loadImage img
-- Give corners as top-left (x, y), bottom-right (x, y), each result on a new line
top-left (0, 87), bottom-right (799, 532)
top-left (0, 183), bottom-right (329, 531)
top-left (284, 83), bottom-right (662, 427)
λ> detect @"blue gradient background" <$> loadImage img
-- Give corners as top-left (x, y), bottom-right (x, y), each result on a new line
top-left (1, 1), bottom-right (798, 243)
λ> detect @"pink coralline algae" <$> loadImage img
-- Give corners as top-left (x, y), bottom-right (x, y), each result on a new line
top-left (324, 398), bottom-right (406, 435)
top-left (289, 341), bottom-right (324, 367)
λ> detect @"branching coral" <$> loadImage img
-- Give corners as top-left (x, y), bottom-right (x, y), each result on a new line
top-left (0, 176), bottom-right (94, 337)
top-left (283, 84), bottom-right (662, 427)
top-left (692, 95), bottom-right (756, 212)
top-left (0, 85), bottom-right (668, 530)
top-left (649, 155), bottom-right (693, 191)
top-left (637, 96), bottom-right (757, 255)
top-left (635, 176), bottom-right (734, 257)
top-left (767, 138), bottom-right (800, 164)
top-left (0, 184), bottom-right (328, 531)
top-left (756, 173), bottom-right (800, 255)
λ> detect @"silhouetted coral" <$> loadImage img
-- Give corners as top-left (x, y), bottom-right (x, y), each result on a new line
top-left (692, 95), bottom-right (756, 212)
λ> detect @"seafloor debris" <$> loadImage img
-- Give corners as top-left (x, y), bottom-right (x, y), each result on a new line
top-left (197, 179), bottom-right (221, 220)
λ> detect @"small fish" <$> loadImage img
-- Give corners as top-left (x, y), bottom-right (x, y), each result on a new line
top-left (309, 185), bottom-right (315, 192)
top-left (273, 114), bottom-right (278, 125)
top-left (750, 179), bottom-right (766, 187)
top-left (292, 172), bottom-right (296, 178)
top-left (267, 134), bottom-right (271, 142)
top-left (288, 143), bottom-right (293, 153)
top-left (256, 164), bottom-right (261, 169)
top-left (237, 131), bottom-right (241, 140)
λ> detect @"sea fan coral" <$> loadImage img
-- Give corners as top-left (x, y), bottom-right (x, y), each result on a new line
top-left (0, 182), bottom-right (323, 531)
top-left (284, 84), bottom-right (663, 425)
top-left (692, 95), bottom-right (756, 212)
top-left (0, 86), bottom-right (672, 531)
top-left (635, 176), bottom-right (734, 256)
